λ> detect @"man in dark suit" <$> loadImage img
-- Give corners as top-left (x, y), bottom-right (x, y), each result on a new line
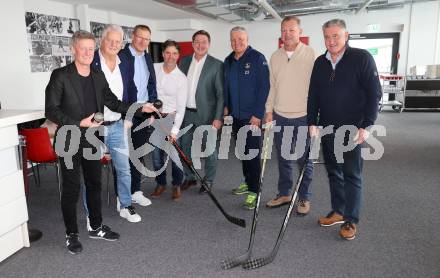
top-left (118, 25), bottom-right (157, 206)
top-left (45, 30), bottom-right (154, 254)
top-left (178, 30), bottom-right (224, 194)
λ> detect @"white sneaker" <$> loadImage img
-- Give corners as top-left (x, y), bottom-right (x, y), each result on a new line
top-left (86, 217), bottom-right (92, 232)
top-left (131, 191), bottom-right (152, 206)
top-left (119, 206), bottom-right (141, 223)
top-left (116, 197), bottom-right (121, 212)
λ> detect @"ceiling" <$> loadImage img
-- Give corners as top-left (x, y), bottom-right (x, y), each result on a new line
top-left (51, 0), bottom-right (206, 19)
top-left (51, 0), bottom-right (435, 22)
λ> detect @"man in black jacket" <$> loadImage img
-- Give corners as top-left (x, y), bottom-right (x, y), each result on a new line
top-left (45, 30), bottom-right (154, 254)
top-left (307, 19), bottom-right (381, 240)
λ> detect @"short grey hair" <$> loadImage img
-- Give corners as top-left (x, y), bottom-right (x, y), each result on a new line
top-left (230, 26), bottom-right (247, 36)
top-left (322, 19), bottom-right (347, 31)
top-left (71, 30), bottom-right (95, 47)
top-left (101, 24), bottom-right (124, 42)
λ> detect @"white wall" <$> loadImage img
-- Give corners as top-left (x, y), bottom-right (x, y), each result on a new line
top-left (0, 0), bottom-right (167, 110)
top-left (407, 1), bottom-right (440, 69)
top-left (0, 0), bottom-right (36, 110)
top-left (1, 0), bottom-right (439, 110)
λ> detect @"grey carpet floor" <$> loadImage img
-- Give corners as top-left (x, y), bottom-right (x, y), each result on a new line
top-left (0, 111), bottom-right (439, 278)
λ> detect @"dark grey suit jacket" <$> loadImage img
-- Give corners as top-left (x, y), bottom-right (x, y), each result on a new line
top-left (179, 54), bottom-right (224, 124)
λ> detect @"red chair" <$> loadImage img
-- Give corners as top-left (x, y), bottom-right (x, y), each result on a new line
top-left (20, 128), bottom-right (61, 200)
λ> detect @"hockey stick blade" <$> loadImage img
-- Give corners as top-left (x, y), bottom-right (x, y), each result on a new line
top-left (242, 255), bottom-right (274, 270)
top-left (220, 252), bottom-right (251, 269)
top-left (220, 126), bottom-right (273, 269)
top-left (243, 145), bottom-right (312, 270)
top-left (225, 213), bottom-right (246, 228)
top-left (171, 139), bottom-right (246, 228)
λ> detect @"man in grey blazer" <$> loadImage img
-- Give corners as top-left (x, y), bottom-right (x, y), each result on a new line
top-left (178, 30), bottom-right (224, 194)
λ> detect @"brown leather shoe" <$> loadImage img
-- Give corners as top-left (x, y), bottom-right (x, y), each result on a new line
top-left (181, 180), bottom-right (197, 191)
top-left (266, 195), bottom-right (291, 208)
top-left (172, 186), bottom-right (181, 201)
top-left (297, 199), bottom-right (310, 215)
top-left (340, 221), bottom-right (357, 240)
top-left (318, 211), bottom-right (344, 227)
top-left (151, 185), bottom-right (166, 198)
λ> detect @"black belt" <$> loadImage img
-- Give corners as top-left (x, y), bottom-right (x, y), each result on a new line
top-left (102, 120), bottom-right (118, 126)
top-left (186, 107), bottom-right (197, 112)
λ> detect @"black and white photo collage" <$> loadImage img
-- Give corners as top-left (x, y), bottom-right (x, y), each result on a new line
top-left (25, 12), bottom-right (80, 72)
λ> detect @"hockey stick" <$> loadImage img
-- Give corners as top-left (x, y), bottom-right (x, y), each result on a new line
top-left (220, 124), bottom-right (272, 269)
top-left (169, 139), bottom-right (246, 228)
top-left (242, 144), bottom-right (311, 270)
top-left (145, 100), bottom-right (245, 228)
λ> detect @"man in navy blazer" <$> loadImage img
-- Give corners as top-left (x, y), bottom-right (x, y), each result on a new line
top-left (118, 24), bottom-right (157, 206)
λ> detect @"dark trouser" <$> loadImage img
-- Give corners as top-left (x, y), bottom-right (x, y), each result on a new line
top-left (60, 137), bottom-right (102, 234)
top-left (321, 133), bottom-right (363, 224)
top-left (180, 109), bottom-right (218, 184)
top-left (232, 118), bottom-right (262, 194)
top-left (129, 117), bottom-right (153, 194)
top-left (273, 113), bottom-right (313, 200)
top-left (152, 144), bottom-right (183, 187)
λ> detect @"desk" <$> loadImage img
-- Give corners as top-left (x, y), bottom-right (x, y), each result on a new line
top-left (405, 79), bottom-right (440, 110)
top-left (0, 110), bottom-right (44, 262)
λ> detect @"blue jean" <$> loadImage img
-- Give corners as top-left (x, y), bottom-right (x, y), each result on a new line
top-left (82, 120), bottom-right (132, 214)
top-left (105, 120), bottom-right (132, 208)
top-left (152, 140), bottom-right (183, 187)
top-left (321, 132), bottom-right (363, 224)
top-left (273, 113), bottom-right (313, 200)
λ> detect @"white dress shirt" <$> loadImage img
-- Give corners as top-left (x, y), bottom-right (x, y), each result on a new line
top-left (186, 54), bottom-right (207, 109)
top-left (154, 62), bottom-right (188, 136)
top-left (100, 51), bottom-right (123, 121)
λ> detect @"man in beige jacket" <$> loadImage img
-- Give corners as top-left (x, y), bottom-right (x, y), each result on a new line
top-left (264, 16), bottom-right (315, 215)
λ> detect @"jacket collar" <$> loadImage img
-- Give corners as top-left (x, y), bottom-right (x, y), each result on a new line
top-left (324, 43), bottom-right (351, 59)
top-left (227, 45), bottom-right (253, 62)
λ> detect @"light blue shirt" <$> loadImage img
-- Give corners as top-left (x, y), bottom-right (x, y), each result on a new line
top-left (129, 44), bottom-right (150, 103)
top-left (325, 48), bottom-right (346, 70)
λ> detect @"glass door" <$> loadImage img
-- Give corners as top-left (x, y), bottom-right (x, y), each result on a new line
top-left (349, 32), bottom-right (400, 74)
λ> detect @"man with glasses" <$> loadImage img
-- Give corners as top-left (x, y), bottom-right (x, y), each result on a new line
top-left (178, 30), bottom-right (224, 195)
top-left (119, 24), bottom-right (157, 207)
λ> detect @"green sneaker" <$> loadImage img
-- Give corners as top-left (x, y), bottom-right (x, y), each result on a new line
top-left (231, 182), bottom-right (249, 195)
top-left (241, 192), bottom-right (257, 210)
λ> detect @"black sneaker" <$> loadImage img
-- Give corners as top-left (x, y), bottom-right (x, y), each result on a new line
top-left (66, 233), bottom-right (82, 254)
top-left (88, 225), bottom-right (120, 241)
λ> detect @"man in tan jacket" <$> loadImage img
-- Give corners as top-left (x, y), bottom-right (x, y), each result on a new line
top-left (264, 16), bottom-right (315, 215)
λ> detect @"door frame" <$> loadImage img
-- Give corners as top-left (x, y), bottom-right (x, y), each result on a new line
top-left (349, 32), bottom-right (400, 74)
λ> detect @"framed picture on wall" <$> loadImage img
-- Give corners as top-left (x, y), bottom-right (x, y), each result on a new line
top-left (25, 11), bottom-right (80, 72)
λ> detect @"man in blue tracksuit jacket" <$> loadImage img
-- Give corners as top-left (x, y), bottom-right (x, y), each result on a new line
top-left (224, 26), bottom-right (270, 210)
top-left (307, 19), bottom-right (382, 240)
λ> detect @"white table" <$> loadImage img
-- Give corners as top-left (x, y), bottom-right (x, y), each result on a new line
top-left (0, 110), bottom-right (44, 262)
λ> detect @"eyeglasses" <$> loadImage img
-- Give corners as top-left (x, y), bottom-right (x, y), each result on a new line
top-left (134, 34), bottom-right (151, 42)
